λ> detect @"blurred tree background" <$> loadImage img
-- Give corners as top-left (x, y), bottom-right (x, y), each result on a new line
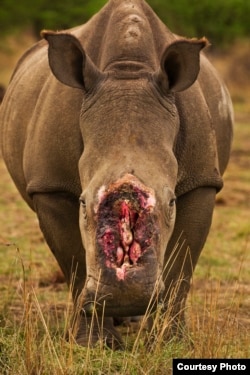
top-left (0, 0), bottom-right (249, 46)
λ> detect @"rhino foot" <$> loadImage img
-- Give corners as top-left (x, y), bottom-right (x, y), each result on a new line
top-left (75, 316), bottom-right (125, 350)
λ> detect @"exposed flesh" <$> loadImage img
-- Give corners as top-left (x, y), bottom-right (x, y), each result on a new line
top-left (96, 182), bottom-right (157, 280)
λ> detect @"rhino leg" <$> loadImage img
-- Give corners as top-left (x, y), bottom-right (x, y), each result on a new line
top-left (157, 187), bottom-right (216, 340)
top-left (75, 315), bottom-right (124, 350)
top-left (32, 193), bottom-right (86, 300)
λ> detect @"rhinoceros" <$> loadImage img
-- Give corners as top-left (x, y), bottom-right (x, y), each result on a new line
top-left (0, 0), bottom-right (233, 349)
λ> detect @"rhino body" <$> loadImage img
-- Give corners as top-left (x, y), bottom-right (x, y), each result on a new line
top-left (0, 0), bottom-right (233, 348)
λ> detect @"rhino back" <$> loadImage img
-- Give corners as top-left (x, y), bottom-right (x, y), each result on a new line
top-left (66, 0), bottom-right (175, 70)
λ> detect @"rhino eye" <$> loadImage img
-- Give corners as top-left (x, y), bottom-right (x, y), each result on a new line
top-left (169, 197), bottom-right (176, 207)
top-left (79, 197), bottom-right (86, 207)
top-left (79, 197), bottom-right (87, 219)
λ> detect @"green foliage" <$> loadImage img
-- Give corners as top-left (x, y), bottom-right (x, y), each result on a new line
top-left (0, 0), bottom-right (107, 36)
top-left (1, 0), bottom-right (249, 44)
top-left (152, 0), bottom-right (250, 45)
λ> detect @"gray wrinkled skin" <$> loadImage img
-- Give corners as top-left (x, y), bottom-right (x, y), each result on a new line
top-left (0, 0), bottom-right (233, 349)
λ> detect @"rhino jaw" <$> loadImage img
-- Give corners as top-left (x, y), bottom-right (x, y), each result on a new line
top-left (95, 174), bottom-right (159, 281)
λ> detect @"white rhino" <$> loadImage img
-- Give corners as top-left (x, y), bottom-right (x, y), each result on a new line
top-left (0, 0), bottom-right (233, 349)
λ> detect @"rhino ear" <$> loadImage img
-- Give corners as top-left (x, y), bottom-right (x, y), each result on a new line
top-left (156, 38), bottom-right (209, 93)
top-left (41, 30), bottom-right (102, 90)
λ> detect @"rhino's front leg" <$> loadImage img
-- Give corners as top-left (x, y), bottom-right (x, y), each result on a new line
top-left (156, 187), bottom-right (217, 340)
top-left (32, 193), bottom-right (86, 298)
top-left (32, 193), bottom-right (124, 349)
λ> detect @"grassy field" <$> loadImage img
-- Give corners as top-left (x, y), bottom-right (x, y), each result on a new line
top-left (0, 35), bottom-right (249, 373)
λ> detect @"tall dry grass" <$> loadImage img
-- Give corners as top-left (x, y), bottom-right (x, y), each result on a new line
top-left (0, 242), bottom-right (249, 374)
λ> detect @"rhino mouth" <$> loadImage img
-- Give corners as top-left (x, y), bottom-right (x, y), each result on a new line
top-left (95, 177), bottom-right (159, 281)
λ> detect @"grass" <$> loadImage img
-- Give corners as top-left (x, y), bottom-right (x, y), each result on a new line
top-left (0, 250), bottom-right (249, 374)
top-left (0, 37), bottom-right (250, 373)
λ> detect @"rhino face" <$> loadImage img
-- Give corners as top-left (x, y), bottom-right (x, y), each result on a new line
top-left (76, 76), bottom-right (178, 315)
top-left (42, 31), bottom-right (206, 316)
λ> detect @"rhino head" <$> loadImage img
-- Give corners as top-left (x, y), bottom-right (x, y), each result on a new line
top-left (42, 25), bottom-right (206, 317)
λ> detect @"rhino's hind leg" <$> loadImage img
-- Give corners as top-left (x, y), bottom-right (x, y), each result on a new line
top-left (75, 315), bottom-right (125, 350)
